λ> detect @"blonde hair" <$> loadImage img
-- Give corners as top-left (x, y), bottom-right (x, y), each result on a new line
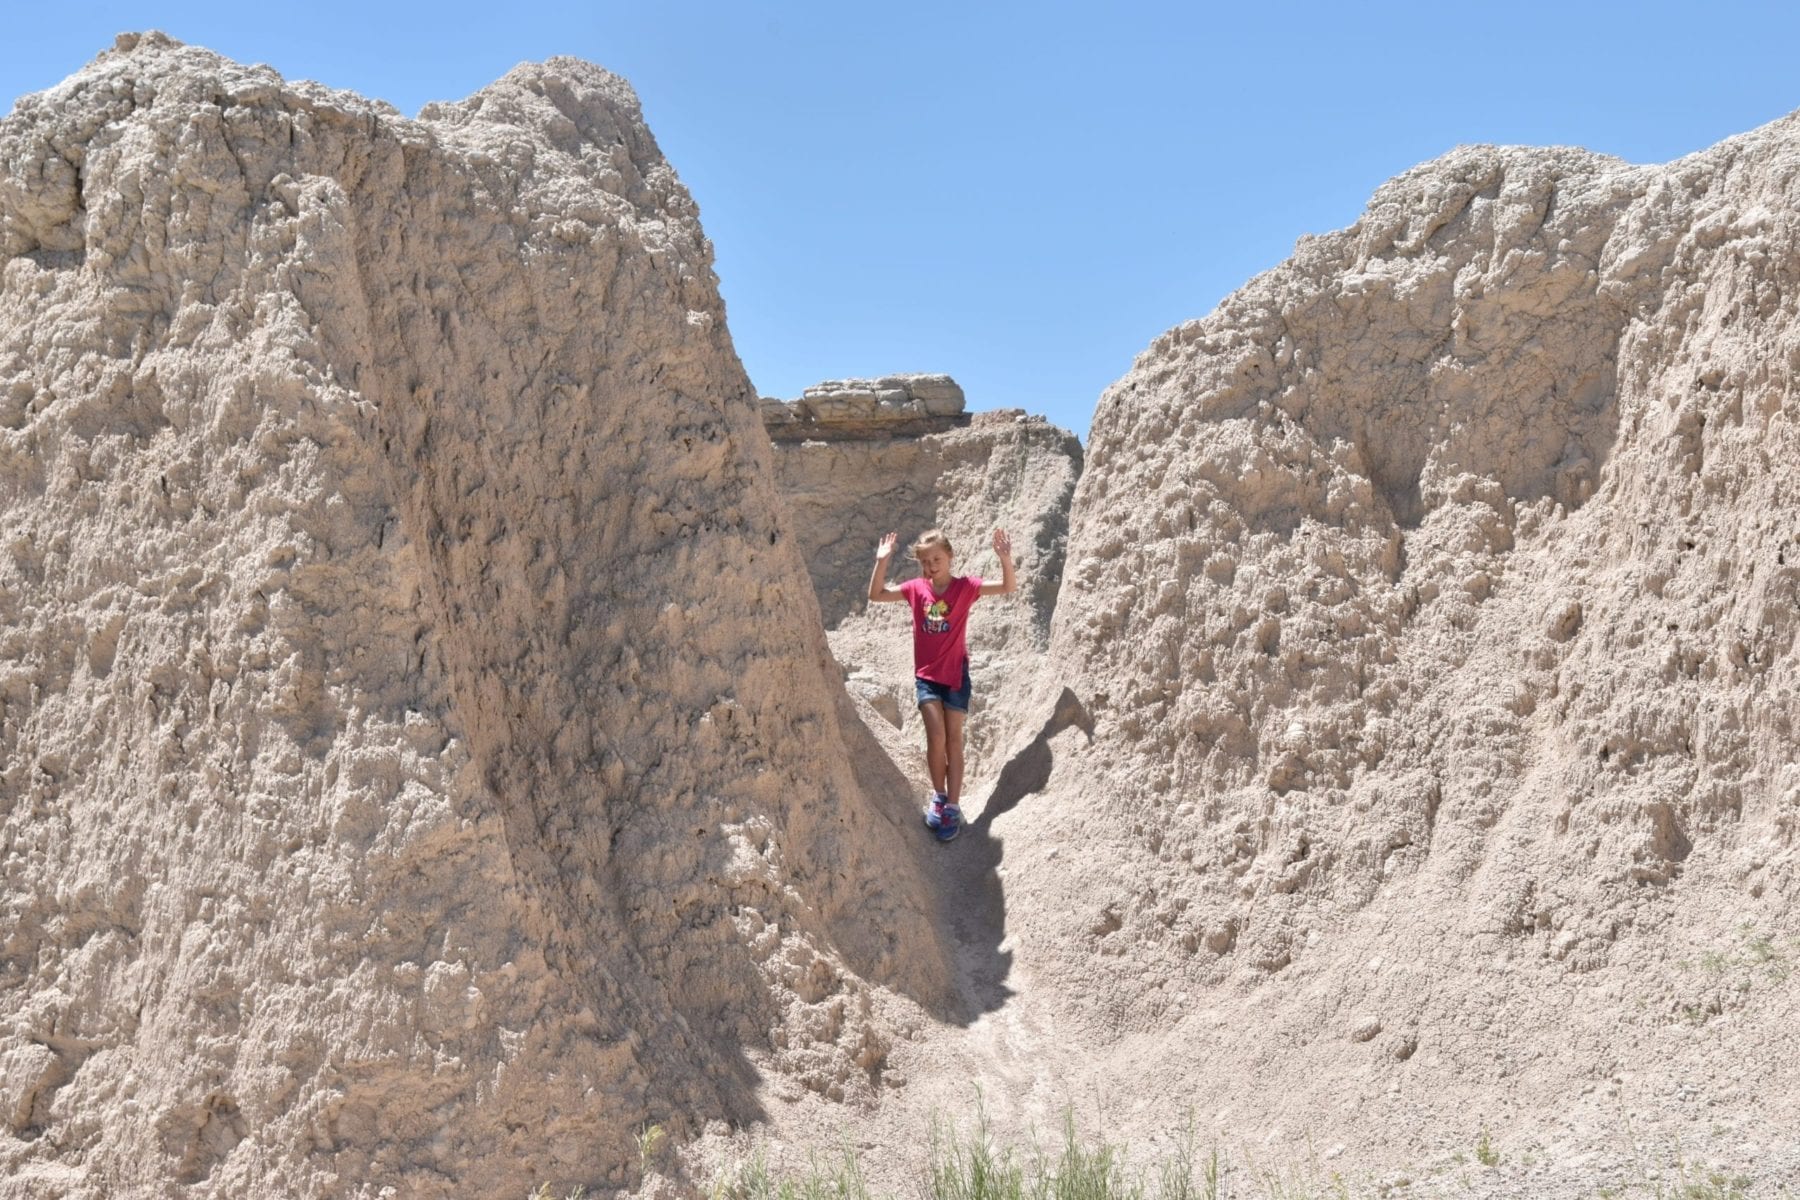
top-left (911, 529), bottom-right (953, 560)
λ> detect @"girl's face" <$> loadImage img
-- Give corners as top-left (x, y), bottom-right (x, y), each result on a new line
top-left (917, 546), bottom-right (952, 583)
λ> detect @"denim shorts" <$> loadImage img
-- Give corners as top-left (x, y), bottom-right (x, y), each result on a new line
top-left (915, 660), bottom-right (972, 713)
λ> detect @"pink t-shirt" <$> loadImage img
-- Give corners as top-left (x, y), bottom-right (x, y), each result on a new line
top-left (900, 575), bottom-right (983, 685)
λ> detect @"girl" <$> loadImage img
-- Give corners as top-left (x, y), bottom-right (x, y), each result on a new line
top-left (867, 527), bottom-right (1016, 841)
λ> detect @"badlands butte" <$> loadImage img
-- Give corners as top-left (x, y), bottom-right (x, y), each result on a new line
top-left (1, 29), bottom-right (1797, 1200)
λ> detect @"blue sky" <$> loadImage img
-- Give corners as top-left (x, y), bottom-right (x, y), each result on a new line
top-left (6, 2), bottom-right (1798, 440)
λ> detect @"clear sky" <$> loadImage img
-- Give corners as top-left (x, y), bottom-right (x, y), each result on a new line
top-left (6, 2), bottom-right (1799, 440)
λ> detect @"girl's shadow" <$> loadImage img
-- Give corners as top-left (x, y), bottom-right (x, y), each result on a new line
top-left (943, 687), bottom-right (1092, 1020)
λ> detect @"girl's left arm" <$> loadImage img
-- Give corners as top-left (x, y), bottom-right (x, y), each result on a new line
top-left (978, 528), bottom-right (1016, 597)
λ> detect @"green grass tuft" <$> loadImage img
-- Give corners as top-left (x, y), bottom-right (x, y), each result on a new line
top-left (708, 1108), bottom-right (1397, 1200)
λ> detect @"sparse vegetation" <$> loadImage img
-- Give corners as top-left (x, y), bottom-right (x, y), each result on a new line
top-left (1598, 1122), bottom-right (1788, 1200)
top-left (1675, 925), bottom-right (1793, 985)
top-left (639, 1122), bottom-right (670, 1177)
top-left (1667, 924), bottom-right (1796, 1027)
top-left (711, 1143), bottom-right (871, 1200)
top-left (515, 1108), bottom-right (1800, 1200)
top-left (1625, 1158), bottom-right (1757, 1200)
top-left (526, 1184), bottom-right (588, 1200)
top-left (707, 1109), bottom-right (1385, 1200)
top-left (1667, 1167), bottom-right (1755, 1200)
top-left (524, 1123), bottom-right (665, 1200)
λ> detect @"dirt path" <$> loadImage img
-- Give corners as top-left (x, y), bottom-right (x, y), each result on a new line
top-left (852, 782), bottom-right (1086, 1173)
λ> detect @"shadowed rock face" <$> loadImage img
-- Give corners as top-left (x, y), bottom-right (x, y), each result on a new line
top-left (1021, 129), bottom-right (1800, 1135)
top-left (0, 33), bottom-right (950, 1199)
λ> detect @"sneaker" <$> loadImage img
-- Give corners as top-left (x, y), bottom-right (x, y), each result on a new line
top-left (923, 793), bottom-right (947, 831)
top-left (935, 804), bottom-right (962, 843)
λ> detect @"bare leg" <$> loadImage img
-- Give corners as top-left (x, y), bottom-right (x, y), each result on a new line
top-left (945, 707), bottom-right (966, 807)
top-left (919, 700), bottom-right (948, 796)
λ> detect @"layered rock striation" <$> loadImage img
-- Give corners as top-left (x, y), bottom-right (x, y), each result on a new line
top-left (0, 34), bottom-right (949, 1200)
top-left (762, 373), bottom-right (968, 442)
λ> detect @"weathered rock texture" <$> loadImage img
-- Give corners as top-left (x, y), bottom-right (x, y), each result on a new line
top-left (11, 30), bottom-right (1800, 1200)
top-left (762, 373), bottom-right (967, 441)
top-left (0, 34), bottom-right (950, 1200)
top-left (1002, 127), bottom-right (1800, 1165)
top-left (762, 385), bottom-right (1081, 785)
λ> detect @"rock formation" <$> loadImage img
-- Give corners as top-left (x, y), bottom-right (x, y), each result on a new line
top-left (8, 29), bottom-right (1800, 1200)
top-left (761, 379), bottom-right (1081, 784)
top-left (0, 34), bottom-right (950, 1200)
top-left (762, 373), bottom-right (968, 442)
top-left (1003, 128), bottom-right (1800, 1162)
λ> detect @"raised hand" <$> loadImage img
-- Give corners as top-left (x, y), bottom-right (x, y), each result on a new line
top-left (876, 531), bottom-right (898, 560)
top-left (992, 528), bottom-right (1012, 560)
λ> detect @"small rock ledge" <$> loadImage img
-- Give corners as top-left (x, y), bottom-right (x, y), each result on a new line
top-left (762, 373), bottom-right (969, 441)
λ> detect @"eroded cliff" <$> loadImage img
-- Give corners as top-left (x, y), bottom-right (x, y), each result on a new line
top-left (0, 34), bottom-right (950, 1200)
top-left (998, 131), bottom-right (1800, 1164)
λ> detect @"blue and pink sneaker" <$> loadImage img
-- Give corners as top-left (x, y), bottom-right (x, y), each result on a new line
top-left (922, 793), bottom-right (961, 842)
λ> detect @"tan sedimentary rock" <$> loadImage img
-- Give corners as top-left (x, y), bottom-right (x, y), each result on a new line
top-left (762, 373), bottom-right (968, 441)
top-left (1005, 128), bottom-right (1800, 1158)
top-left (761, 387), bottom-right (1081, 786)
top-left (11, 28), bottom-right (1800, 1199)
top-left (0, 34), bottom-right (949, 1199)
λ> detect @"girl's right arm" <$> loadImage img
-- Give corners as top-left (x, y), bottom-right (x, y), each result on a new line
top-left (868, 531), bottom-right (905, 603)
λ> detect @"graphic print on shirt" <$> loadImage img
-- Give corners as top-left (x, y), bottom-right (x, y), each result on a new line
top-left (923, 599), bottom-right (951, 634)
